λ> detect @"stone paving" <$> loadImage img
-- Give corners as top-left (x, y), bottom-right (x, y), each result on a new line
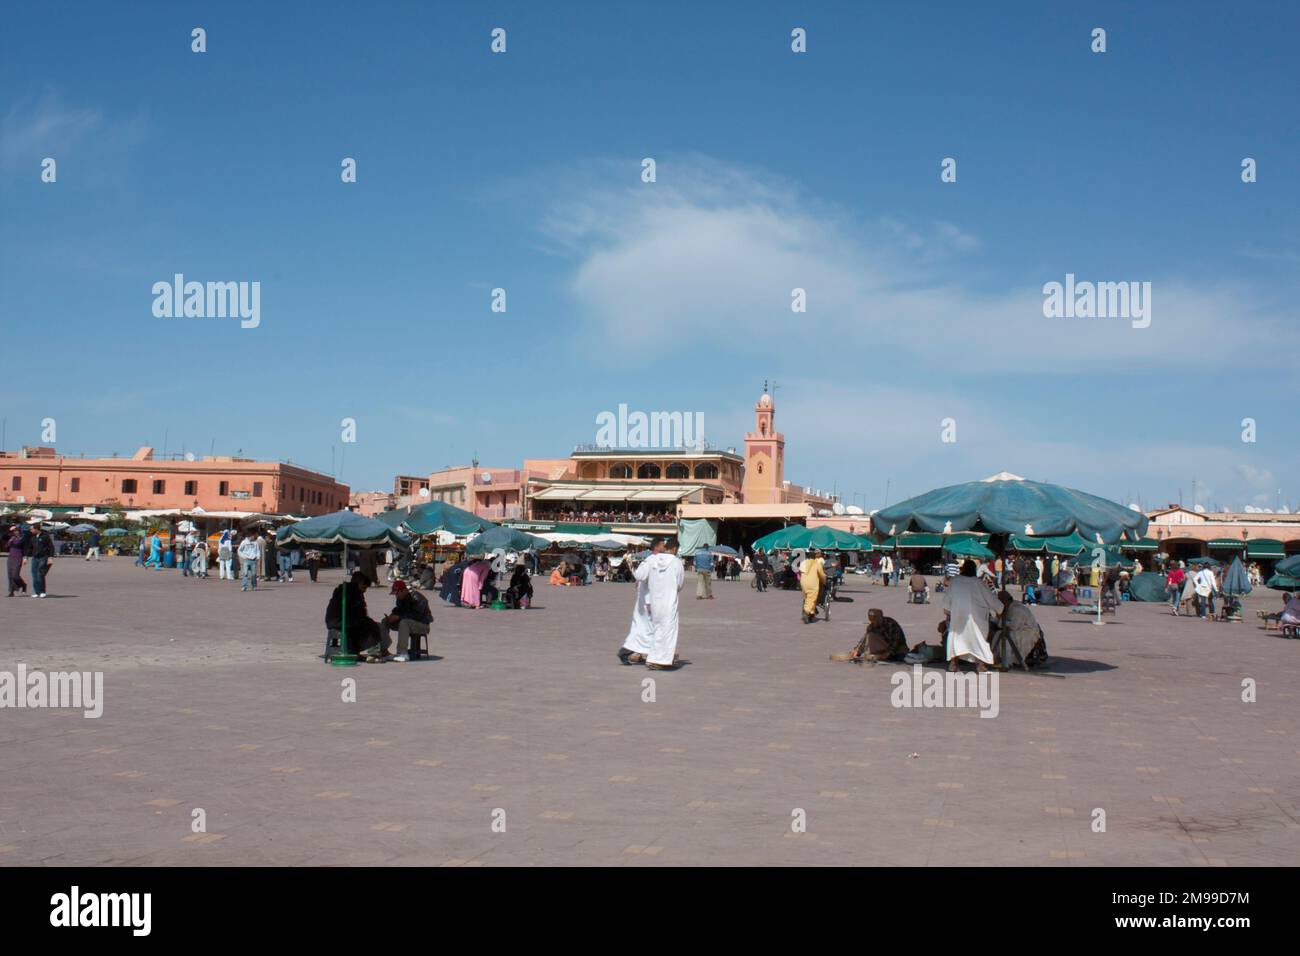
top-left (1, 559), bottom-right (1298, 866)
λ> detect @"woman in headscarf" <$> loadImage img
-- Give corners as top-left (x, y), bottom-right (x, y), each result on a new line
top-left (507, 563), bottom-right (534, 608)
top-left (146, 530), bottom-right (162, 569)
top-left (460, 557), bottom-right (491, 608)
top-left (799, 548), bottom-right (826, 624)
top-left (6, 525), bottom-right (26, 596)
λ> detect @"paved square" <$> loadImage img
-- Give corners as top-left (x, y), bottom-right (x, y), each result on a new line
top-left (2, 561), bottom-right (1298, 866)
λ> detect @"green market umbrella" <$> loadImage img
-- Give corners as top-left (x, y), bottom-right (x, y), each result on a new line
top-left (944, 537), bottom-right (994, 560)
top-left (464, 526), bottom-right (550, 557)
top-left (806, 526), bottom-right (868, 550)
top-left (869, 472), bottom-right (1148, 546)
top-left (103, 528), bottom-right (131, 537)
top-left (384, 501), bottom-right (496, 537)
top-left (779, 525), bottom-right (868, 551)
top-left (277, 510), bottom-right (409, 550)
top-left (1276, 554), bottom-right (1300, 577)
top-left (1221, 556), bottom-right (1252, 597)
top-left (1186, 556), bottom-right (1221, 568)
top-left (1072, 545), bottom-right (1135, 568)
top-left (1265, 573), bottom-right (1300, 590)
top-left (751, 526), bottom-right (806, 551)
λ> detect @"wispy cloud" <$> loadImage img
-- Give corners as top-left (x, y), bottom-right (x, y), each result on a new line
top-left (0, 89), bottom-right (147, 175)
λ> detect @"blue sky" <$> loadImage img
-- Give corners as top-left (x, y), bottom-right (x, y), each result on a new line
top-left (2, 1), bottom-right (1296, 512)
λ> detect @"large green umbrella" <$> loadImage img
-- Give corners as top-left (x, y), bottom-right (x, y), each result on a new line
top-left (464, 526), bottom-right (549, 557)
top-left (869, 472), bottom-right (1148, 545)
top-left (1276, 554), bottom-right (1300, 577)
top-left (277, 510), bottom-right (409, 550)
top-left (380, 501), bottom-right (496, 536)
top-left (1266, 573), bottom-right (1300, 590)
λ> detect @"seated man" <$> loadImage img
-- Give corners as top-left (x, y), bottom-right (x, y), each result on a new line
top-left (831, 608), bottom-right (908, 663)
top-left (1281, 591), bottom-right (1300, 630)
top-left (994, 590), bottom-right (1048, 668)
top-left (377, 580), bottom-right (434, 662)
top-left (506, 564), bottom-right (534, 608)
top-left (908, 570), bottom-right (928, 604)
top-left (325, 571), bottom-right (382, 658)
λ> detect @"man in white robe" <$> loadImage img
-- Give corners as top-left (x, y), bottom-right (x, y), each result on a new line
top-left (636, 539), bottom-right (685, 670)
top-left (619, 541), bottom-right (662, 664)
top-left (943, 560), bottom-right (1002, 671)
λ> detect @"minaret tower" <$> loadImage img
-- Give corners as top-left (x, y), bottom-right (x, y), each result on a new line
top-left (742, 382), bottom-right (785, 504)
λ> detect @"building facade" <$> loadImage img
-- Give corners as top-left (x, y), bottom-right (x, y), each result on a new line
top-left (388, 389), bottom-right (838, 537)
top-left (1145, 506), bottom-right (1300, 562)
top-left (0, 446), bottom-right (348, 516)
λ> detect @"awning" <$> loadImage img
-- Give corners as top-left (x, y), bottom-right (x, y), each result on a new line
top-left (1121, 538), bottom-right (1160, 551)
top-left (532, 487), bottom-right (581, 500)
top-left (1246, 538), bottom-right (1285, 558)
top-left (629, 489), bottom-right (691, 501)
top-left (892, 532), bottom-right (944, 548)
top-left (532, 484), bottom-right (701, 502)
top-left (1207, 539), bottom-right (1246, 549)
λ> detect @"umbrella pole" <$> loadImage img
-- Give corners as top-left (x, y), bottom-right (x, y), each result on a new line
top-left (331, 542), bottom-right (359, 666)
top-left (1094, 550), bottom-right (1106, 627)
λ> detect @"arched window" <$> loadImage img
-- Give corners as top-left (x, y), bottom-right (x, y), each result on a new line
top-left (609, 463), bottom-right (632, 479)
top-left (693, 462), bottom-right (719, 480)
top-left (637, 463), bottom-right (661, 479)
top-left (665, 462), bottom-right (689, 479)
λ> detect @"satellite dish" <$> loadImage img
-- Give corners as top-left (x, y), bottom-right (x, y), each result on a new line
top-left (418, 488), bottom-right (430, 498)
top-left (832, 502), bottom-right (845, 515)
top-left (481, 472), bottom-right (492, 483)
top-left (185, 452), bottom-right (196, 462)
top-left (1194, 505), bottom-right (1207, 513)
top-left (845, 505), bottom-right (864, 515)
top-left (1128, 503), bottom-right (1141, 511)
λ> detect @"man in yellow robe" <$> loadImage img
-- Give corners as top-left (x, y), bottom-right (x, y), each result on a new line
top-left (800, 548), bottom-right (826, 623)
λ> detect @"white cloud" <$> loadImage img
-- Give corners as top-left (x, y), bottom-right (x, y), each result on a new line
top-left (541, 156), bottom-right (1292, 372)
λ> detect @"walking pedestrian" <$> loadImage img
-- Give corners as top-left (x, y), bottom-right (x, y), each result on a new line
top-left (693, 545), bottom-right (714, 599)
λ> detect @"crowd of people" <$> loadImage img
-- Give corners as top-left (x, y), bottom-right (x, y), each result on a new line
top-left (126, 526), bottom-right (330, 589)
